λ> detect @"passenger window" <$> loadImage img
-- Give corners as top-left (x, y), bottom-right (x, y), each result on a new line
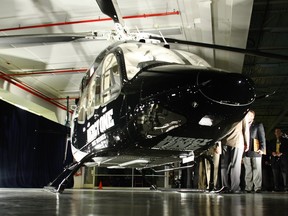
top-left (78, 72), bottom-right (90, 123)
top-left (86, 78), bottom-right (96, 120)
top-left (101, 53), bottom-right (121, 104)
top-left (77, 92), bottom-right (87, 124)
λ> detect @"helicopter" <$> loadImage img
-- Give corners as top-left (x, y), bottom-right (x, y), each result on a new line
top-left (41, 0), bottom-right (259, 193)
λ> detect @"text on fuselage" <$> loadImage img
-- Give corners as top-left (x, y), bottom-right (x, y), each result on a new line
top-left (87, 109), bottom-right (115, 143)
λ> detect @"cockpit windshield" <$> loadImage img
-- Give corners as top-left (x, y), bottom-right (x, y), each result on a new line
top-left (119, 42), bottom-right (210, 80)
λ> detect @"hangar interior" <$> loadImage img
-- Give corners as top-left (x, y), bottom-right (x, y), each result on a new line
top-left (0, 0), bottom-right (287, 138)
top-left (0, 1), bottom-right (288, 215)
top-left (0, 0), bottom-right (288, 184)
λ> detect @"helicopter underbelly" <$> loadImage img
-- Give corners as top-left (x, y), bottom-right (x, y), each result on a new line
top-left (71, 138), bottom-right (196, 168)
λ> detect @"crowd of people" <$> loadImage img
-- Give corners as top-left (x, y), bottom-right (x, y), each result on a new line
top-left (194, 110), bottom-right (288, 193)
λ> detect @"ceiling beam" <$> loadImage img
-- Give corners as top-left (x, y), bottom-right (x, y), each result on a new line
top-left (0, 11), bottom-right (180, 32)
top-left (0, 68), bottom-right (87, 77)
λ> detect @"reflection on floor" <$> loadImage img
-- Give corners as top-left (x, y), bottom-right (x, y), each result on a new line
top-left (0, 188), bottom-right (287, 216)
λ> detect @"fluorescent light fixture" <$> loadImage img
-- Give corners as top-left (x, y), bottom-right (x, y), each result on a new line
top-left (14, 104), bottom-right (29, 111)
top-left (119, 159), bottom-right (149, 167)
top-left (107, 159), bottom-right (149, 169)
top-left (107, 166), bottom-right (125, 169)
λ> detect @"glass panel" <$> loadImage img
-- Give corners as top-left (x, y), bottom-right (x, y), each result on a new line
top-left (101, 53), bottom-right (121, 105)
top-left (83, 167), bottom-right (95, 188)
top-left (86, 78), bottom-right (96, 120)
top-left (77, 94), bottom-right (87, 124)
top-left (94, 167), bottom-right (165, 188)
top-left (120, 43), bottom-right (210, 80)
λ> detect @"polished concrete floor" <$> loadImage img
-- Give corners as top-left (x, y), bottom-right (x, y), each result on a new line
top-left (0, 188), bottom-right (288, 216)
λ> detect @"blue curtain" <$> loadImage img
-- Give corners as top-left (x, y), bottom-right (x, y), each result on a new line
top-left (0, 100), bottom-right (73, 187)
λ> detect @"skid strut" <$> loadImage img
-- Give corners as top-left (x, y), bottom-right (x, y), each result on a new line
top-left (44, 149), bottom-right (108, 193)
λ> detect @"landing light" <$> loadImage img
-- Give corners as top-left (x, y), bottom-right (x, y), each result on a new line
top-left (199, 115), bottom-right (213, 126)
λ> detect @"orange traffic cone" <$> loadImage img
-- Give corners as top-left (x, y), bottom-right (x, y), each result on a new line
top-left (98, 181), bottom-right (103, 189)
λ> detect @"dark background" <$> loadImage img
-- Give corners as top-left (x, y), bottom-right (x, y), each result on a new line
top-left (0, 100), bottom-right (73, 187)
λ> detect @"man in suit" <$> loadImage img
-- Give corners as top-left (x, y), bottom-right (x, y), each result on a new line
top-left (220, 112), bottom-right (250, 193)
top-left (243, 110), bottom-right (266, 193)
top-left (268, 128), bottom-right (288, 191)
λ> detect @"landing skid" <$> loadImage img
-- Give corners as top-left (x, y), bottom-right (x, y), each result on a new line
top-left (44, 161), bottom-right (80, 193)
top-left (44, 149), bottom-right (108, 193)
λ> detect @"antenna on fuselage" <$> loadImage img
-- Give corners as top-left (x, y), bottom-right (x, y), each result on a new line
top-left (159, 31), bottom-right (170, 49)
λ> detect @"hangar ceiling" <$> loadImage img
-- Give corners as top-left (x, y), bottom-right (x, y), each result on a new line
top-left (0, 0), bottom-right (287, 139)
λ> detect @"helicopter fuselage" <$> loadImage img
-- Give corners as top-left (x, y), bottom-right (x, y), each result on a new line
top-left (70, 41), bottom-right (255, 168)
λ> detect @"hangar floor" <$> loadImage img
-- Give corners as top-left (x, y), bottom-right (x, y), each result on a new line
top-left (0, 188), bottom-right (287, 216)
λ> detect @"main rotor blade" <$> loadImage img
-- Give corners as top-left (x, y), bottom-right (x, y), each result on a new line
top-left (0, 34), bottom-right (87, 45)
top-left (150, 36), bottom-right (288, 61)
top-left (96, 0), bottom-right (124, 25)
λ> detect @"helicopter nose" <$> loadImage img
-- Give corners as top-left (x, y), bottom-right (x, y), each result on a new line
top-left (197, 71), bottom-right (255, 106)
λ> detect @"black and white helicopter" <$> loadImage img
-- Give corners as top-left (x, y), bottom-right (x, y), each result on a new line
top-left (41, 0), bottom-right (260, 193)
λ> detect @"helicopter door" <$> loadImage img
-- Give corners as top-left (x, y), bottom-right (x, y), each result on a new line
top-left (101, 53), bottom-right (121, 105)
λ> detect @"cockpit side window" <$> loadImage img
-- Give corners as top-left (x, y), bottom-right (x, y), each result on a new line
top-left (77, 52), bottom-right (121, 123)
top-left (120, 43), bottom-right (209, 80)
top-left (77, 91), bottom-right (87, 124)
top-left (78, 67), bottom-right (95, 123)
top-left (86, 75), bottom-right (97, 120)
top-left (101, 53), bottom-right (121, 105)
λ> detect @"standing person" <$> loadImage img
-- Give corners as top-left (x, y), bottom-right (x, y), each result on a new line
top-left (197, 141), bottom-right (222, 191)
top-left (243, 110), bottom-right (266, 193)
top-left (220, 113), bottom-right (250, 193)
top-left (205, 141), bottom-right (222, 190)
top-left (268, 128), bottom-right (288, 191)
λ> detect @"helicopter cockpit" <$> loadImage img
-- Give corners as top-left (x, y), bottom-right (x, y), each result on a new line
top-left (76, 42), bottom-right (212, 124)
top-left (119, 42), bottom-right (210, 80)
